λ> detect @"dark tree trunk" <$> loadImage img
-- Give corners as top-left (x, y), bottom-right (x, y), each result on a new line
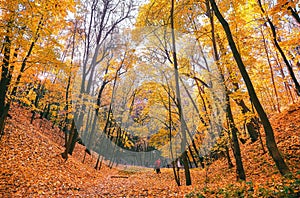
top-left (206, 0), bottom-right (245, 180)
top-left (172, 161), bottom-right (180, 186)
top-left (62, 120), bottom-right (76, 160)
top-left (288, 6), bottom-right (300, 24)
top-left (95, 154), bottom-right (101, 170)
top-left (210, 0), bottom-right (290, 176)
top-left (0, 35), bottom-right (11, 114)
top-left (225, 145), bottom-right (234, 169)
top-left (188, 146), bottom-right (198, 168)
top-left (260, 27), bottom-right (281, 113)
top-left (226, 96), bottom-right (246, 180)
top-left (30, 85), bottom-right (42, 124)
top-left (40, 103), bottom-right (51, 119)
top-left (68, 128), bottom-right (78, 155)
top-left (0, 34), bottom-right (12, 136)
top-left (86, 80), bottom-right (108, 150)
top-left (233, 94), bottom-right (259, 142)
top-left (168, 92), bottom-right (181, 186)
top-left (0, 106), bottom-right (10, 139)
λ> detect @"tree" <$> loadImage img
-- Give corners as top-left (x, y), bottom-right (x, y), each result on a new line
top-left (0, 0), bottom-right (76, 136)
top-left (170, 0), bottom-right (192, 186)
top-left (73, 0), bottom-right (135, 158)
top-left (205, 0), bottom-right (245, 180)
top-left (209, 0), bottom-right (290, 176)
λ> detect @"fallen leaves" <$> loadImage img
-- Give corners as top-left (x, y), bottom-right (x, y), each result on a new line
top-left (0, 103), bottom-right (300, 197)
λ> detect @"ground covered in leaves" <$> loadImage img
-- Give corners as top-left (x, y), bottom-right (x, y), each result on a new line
top-left (0, 103), bottom-right (299, 197)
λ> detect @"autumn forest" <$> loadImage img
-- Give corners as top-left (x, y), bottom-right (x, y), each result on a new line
top-left (1, 0), bottom-right (300, 197)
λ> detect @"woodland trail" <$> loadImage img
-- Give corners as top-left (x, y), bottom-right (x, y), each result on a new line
top-left (0, 104), bottom-right (299, 197)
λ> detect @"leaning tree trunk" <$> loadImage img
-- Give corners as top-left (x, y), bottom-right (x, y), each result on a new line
top-left (206, 0), bottom-right (245, 180)
top-left (209, 0), bottom-right (290, 176)
top-left (287, 6), bottom-right (300, 25)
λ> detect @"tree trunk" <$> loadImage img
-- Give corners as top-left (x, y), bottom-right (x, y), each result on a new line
top-left (225, 145), bottom-right (234, 169)
top-left (95, 154), bottom-right (101, 170)
top-left (0, 34), bottom-right (12, 136)
top-left (226, 97), bottom-right (246, 180)
top-left (287, 6), bottom-right (300, 24)
top-left (206, 0), bottom-right (245, 180)
top-left (62, 120), bottom-right (76, 160)
top-left (68, 128), bottom-right (78, 155)
top-left (168, 92), bottom-right (181, 186)
top-left (260, 27), bottom-right (280, 113)
top-left (233, 95), bottom-right (259, 142)
top-left (170, 0), bottom-right (191, 186)
top-left (210, 0), bottom-right (290, 176)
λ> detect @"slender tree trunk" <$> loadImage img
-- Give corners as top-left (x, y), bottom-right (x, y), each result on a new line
top-left (86, 80), bottom-right (108, 151)
top-left (0, 35), bottom-right (11, 115)
top-left (168, 92), bottom-right (181, 186)
top-left (273, 50), bottom-right (295, 103)
top-left (260, 27), bottom-right (280, 112)
top-left (210, 0), bottom-right (290, 176)
top-left (62, 21), bottom-right (77, 155)
top-left (170, 0), bottom-right (191, 186)
top-left (206, 0), bottom-right (245, 180)
top-left (188, 146), bottom-right (198, 168)
top-left (225, 144), bottom-right (234, 169)
top-left (95, 154), bottom-right (101, 170)
top-left (68, 128), bottom-right (78, 155)
top-left (207, 0), bottom-right (259, 143)
top-left (232, 92), bottom-right (259, 142)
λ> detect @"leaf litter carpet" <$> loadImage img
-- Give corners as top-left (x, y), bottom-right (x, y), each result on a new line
top-left (0, 104), bottom-right (299, 197)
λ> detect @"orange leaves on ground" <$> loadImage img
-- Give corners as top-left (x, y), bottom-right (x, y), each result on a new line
top-left (1, 103), bottom-right (300, 197)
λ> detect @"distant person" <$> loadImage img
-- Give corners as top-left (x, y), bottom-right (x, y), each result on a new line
top-left (177, 158), bottom-right (181, 171)
top-left (154, 158), bottom-right (161, 174)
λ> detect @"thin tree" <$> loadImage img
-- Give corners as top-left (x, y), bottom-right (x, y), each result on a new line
top-left (170, 0), bottom-right (191, 186)
top-left (206, 0), bottom-right (245, 180)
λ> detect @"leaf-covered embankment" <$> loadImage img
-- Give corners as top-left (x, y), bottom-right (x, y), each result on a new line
top-left (0, 103), bottom-right (300, 197)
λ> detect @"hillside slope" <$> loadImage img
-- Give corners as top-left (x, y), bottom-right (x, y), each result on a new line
top-left (0, 103), bottom-right (299, 197)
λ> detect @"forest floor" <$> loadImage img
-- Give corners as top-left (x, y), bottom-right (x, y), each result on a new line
top-left (0, 103), bottom-right (300, 197)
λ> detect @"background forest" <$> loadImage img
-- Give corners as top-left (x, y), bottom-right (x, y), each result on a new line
top-left (0, 0), bottom-right (300, 197)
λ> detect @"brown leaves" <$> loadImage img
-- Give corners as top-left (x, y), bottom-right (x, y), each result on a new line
top-left (1, 103), bottom-right (300, 197)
